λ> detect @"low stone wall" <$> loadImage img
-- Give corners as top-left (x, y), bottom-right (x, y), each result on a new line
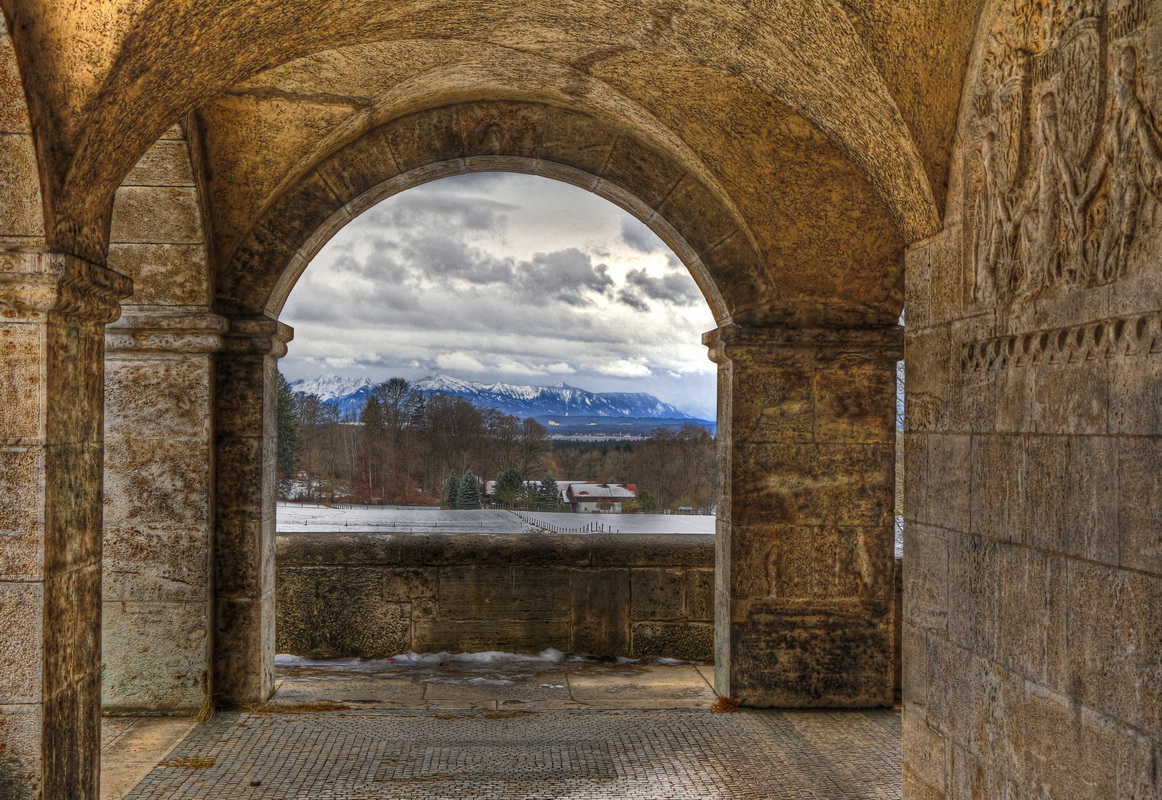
top-left (276, 532), bottom-right (715, 661)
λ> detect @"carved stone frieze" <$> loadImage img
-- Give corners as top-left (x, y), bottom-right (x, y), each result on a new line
top-left (965, 0), bottom-right (1162, 307)
top-left (961, 310), bottom-right (1162, 371)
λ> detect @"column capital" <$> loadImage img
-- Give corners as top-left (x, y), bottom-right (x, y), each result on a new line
top-left (221, 315), bottom-right (294, 357)
top-left (703, 322), bottom-right (903, 366)
top-left (0, 247), bottom-right (132, 324)
top-left (105, 305), bottom-right (229, 355)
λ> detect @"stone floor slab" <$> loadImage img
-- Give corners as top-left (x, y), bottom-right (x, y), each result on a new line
top-left (100, 717), bottom-right (198, 800)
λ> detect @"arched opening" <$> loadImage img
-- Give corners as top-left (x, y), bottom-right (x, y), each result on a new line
top-left (195, 98), bottom-right (905, 717)
top-left (269, 170), bottom-right (720, 704)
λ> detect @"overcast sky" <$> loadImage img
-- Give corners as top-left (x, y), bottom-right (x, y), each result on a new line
top-left (279, 172), bottom-right (718, 419)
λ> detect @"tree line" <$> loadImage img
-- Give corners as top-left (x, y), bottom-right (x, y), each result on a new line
top-left (277, 372), bottom-right (718, 513)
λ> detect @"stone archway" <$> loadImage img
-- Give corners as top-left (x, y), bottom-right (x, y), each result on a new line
top-left (198, 98), bottom-right (904, 711)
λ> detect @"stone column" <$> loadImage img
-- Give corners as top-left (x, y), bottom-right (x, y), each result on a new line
top-left (101, 307), bottom-right (227, 713)
top-left (212, 316), bottom-right (291, 707)
top-left (0, 249), bottom-right (131, 799)
top-left (705, 321), bottom-right (902, 707)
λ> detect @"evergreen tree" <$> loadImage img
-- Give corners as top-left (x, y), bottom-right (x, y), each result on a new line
top-left (515, 482), bottom-right (537, 511)
top-left (535, 474), bottom-right (559, 511)
top-left (275, 371), bottom-right (300, 487)
top-left (493, 468), bottom-right (523, 508)
top-left (457, 471), bottom-right (481, 509)
top-left (441, 473), bottom-right (460, 509)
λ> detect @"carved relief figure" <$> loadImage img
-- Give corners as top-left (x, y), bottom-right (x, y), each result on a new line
top-left (1026, 92), bottom-right (1067, 290)
top-left (965, 0), bottom-right (1162, 305)
top-left (975, 127), bottom-right (1028, 300)
top-left (1094, 45), bottom-right (1162, 280)
top-left (970, 56), bottom-right (1032, 303)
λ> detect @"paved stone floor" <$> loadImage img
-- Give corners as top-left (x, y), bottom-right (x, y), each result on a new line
top-left (105, 660), bottom-right (902, 799)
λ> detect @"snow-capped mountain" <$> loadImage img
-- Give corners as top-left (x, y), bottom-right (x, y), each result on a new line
top-left (289, 374), bottom-right (698, 421)
top-left (289, 375), bottom-right (374, 402)
top-left (288, 375), bottom-right (376, 418)
top-left (412, 376), bottom-right (694, 419)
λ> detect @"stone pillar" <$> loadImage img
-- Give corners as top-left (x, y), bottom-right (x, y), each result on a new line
top-left (705, 322), bottom-right (902, 707)
top-left (0, 249), bottom-right (131, 799)
top-left (101, 308), bottom-right (227, 713)
top-left (212, 316), bottom-right (291, 707)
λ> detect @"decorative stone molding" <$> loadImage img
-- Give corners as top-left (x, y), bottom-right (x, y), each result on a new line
top-left (220, 315), bottom-right (294, 358)
top-left (962, 310), bottom-right (1162, 372)
top-left (704, 322), bottom-right (904, 366)
top-left (105, 305), bottom-right (228, 355)
top-left (0, 248), bottom-right (132, 323)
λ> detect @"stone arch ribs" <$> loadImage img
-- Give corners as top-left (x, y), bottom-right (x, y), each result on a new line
top-left (2, 0), bottom-right (950, 267)
top-left (217, 101), bottom-right (754, 322)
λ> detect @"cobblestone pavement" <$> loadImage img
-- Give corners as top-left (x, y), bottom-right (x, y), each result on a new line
top-left (121, 707), bottom-right (901, 799)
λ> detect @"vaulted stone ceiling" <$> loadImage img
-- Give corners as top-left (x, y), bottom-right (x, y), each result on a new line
top-left (1, 0), bottom-right (983, 318)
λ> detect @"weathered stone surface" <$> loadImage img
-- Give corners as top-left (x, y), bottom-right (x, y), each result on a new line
top-left (0, 251), bottom-right (129, 799)
top-left (275, 572), bottom-right (410, 659)
top-left (0, 133), bottom-right (44, 237)
top-left (710, 323), bottom-right (899, 707)
top-left (904, 1), bottom-right (1162, 794)
top-left (570, 568), bottom-right (631, 656)
top-left (101, 602), bottom-right (209, 713)
top-left (276, 533), bottom-right (715, 662)
top-left (109, 186), bottom-right (204, 245)
top-left (630, 568), bottom-right (687, 622)
top-left (0, 583), bottom-right (43, 704)
top-left (632, 622), bottom-right (713, 661)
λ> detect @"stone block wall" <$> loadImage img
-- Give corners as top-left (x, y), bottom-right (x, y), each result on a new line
top-left (904, 1), bottom-right (1162, 796)
top-left (275, 533), bottom-right (715, 661)
top-left (102, 124), bottom-right (222, 715)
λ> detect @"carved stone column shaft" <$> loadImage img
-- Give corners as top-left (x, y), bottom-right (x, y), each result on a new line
top-left (212, 316), bottom-right (291, 707)
top-left (102, 307), bottom-right (227, 713)
top-left (0, 248), bottom-right (131, 800)
top-left (706, 322), bottom-right (902, 707)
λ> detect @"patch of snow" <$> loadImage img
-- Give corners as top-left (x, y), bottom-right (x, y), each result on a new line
top-left (389, 648), bottom-right (569, 666)
top-left (275, 654), bottom-right (365, 667)
top-left (419, 676), bottom-right (518, 686)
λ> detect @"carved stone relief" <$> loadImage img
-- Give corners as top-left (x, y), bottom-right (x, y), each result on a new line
top-left (966, 0), bottom-right (1162, 306)
top-left (962, 308), bottom-right (1162, 371)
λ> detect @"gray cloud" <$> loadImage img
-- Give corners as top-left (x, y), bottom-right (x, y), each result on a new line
top-left (399, 234), bottom-right (516, 285)
top-left (617, 267), bottom-right (701, 310)
top-left (616, 288), bottom-right (649, 312)
top-left (517, 249), bottom-right (614, 306)
top-left (369, 191), bottom-right (514, 233)
top-left (620, 217), bottom-right (665, 254)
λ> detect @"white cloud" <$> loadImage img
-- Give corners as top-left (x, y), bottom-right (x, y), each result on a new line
top-left (435, 352), bottom-right (487, 372)
top-left (546, 362), bottom-right (575, 374)
top-left (599, 359), bottom-right (653, 378)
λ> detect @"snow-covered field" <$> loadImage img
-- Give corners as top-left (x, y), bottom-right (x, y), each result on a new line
top-left (275, 503), bottom-right (903, 555)
top-left (519, 511), bottom-right (714, 535)
top-left (276, 503), bottom-right (715, 535)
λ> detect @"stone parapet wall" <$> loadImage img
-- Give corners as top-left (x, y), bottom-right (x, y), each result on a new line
top-left (275, 533), bottom-right (716, 662)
